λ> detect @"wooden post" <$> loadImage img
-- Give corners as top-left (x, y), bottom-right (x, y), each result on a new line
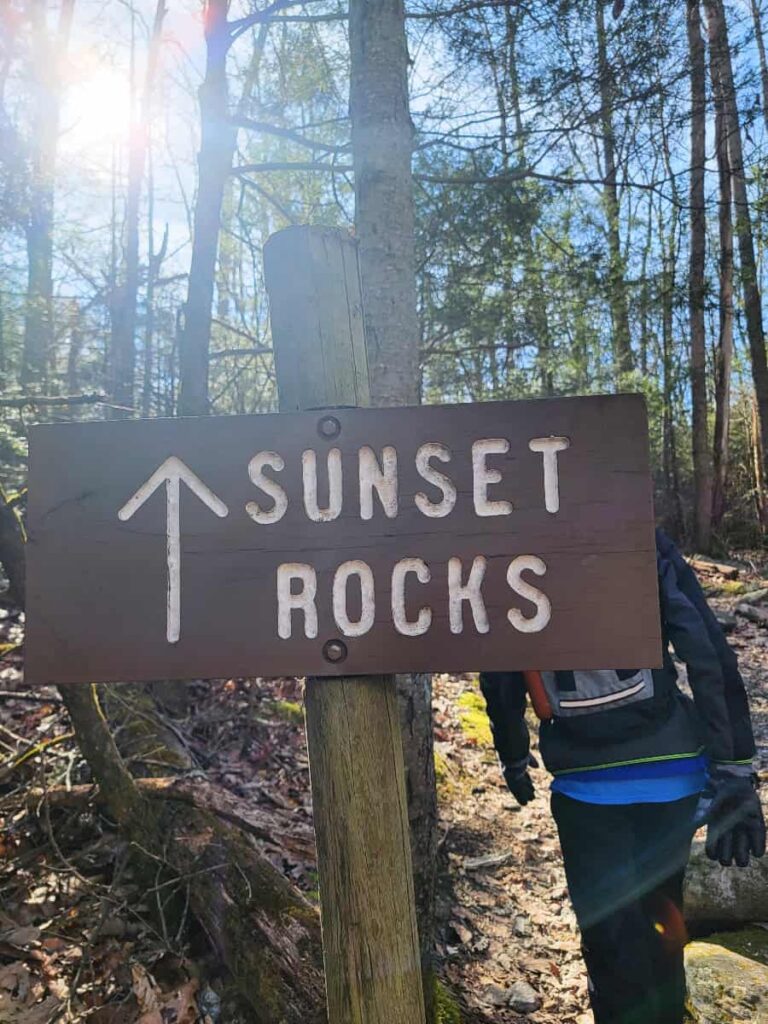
top-left (263, 225), bottom-right (426, 1024)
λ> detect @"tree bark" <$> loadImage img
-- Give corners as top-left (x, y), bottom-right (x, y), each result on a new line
top-left (595, 0), bottom-right (632, 378)
top-left (753, 394), bottom-right (767, 528)
top-left (60, 684), bottom-right (325, 1021)
top-left (109, 0), bottom-right (166, 417)
top-left (21, 0), bottom-right (75, 388)
top-left (710, 39), bottom-right (735, 530)
top-left (349, 5), bottom-right (438, 1017)
top-left (506, 7), bottom-right (553, 394)
top-left (750, 0), bottom-right (768, 134)
top-left (706, 0), bottom-right (768, 519)
top-left (178, 0), bottom-right (238, 416)
top-left (396, 672), bottom-right (437, 1014)
top-left (687, 0), bottom-right (712, 549)
top-left (349, 0), bottom-right (420, 408)
top-left (0, 486), bottom-right (25, 608)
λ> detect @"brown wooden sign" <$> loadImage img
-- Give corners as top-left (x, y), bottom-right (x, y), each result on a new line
top-left (25, 393), bottom-right (661, 684)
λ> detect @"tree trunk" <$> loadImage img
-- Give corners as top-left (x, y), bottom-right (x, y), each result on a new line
top-left (109, 0), bottom-right (166, 417)
top-left (349, 0), bottom-right (420, 408)
top-left (687, 0), bottom-right (712, 549)
top-left (710, 41), bottom-right (735, 531)
top-left (750, 0), bottom-right (768, 133)
top-left (60, 684), bottom-right (325, 1021)
top-left (506, 7), bottom-right (553, 395)
top-left (178, 0), bottom-right (237, 417)
top-left (349, 5), bottom-right (437, 1018)
top-left (396, 672), bottom-right (437, 1015)
top-left (706, 0), bottom-right (768, 518)
top-left (21, 0), bottom-right (75, 388)
top-left (0, 486), bottom-right (25, 608)
top-left (753, 395), bottom-right (767, 530)
top-left (595, 0), bottom-right (632, 378)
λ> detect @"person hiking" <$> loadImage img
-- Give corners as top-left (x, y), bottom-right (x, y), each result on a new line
top-left (479, 528), bottom-right (765, 1024)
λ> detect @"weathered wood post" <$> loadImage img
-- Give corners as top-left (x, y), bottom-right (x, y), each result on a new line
top-left (263, 225), bottom-right (427, 1024)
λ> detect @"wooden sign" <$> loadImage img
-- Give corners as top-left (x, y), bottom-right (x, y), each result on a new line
top-left (25, 393), bottom-right (661, 685)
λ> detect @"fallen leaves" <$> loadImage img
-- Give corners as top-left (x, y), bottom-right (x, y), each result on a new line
top-left (0, 961), bottom-right (61, 1024)
top-left (131, 964), bottom-right (198, 1024)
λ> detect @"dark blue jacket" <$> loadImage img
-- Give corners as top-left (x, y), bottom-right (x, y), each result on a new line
top-left (480, 530), bottom-right (755, 776)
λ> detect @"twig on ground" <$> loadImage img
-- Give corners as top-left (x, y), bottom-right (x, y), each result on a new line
top-left (0, 690), bottom-right (63, 704)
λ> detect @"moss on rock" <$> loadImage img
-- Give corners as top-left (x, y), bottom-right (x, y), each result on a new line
top-left (700, 927), bottom-right (768, 967)
top-left (685, 941), bottom-right (768, 1023)
top-left (434, 978), bottom-right (462, 1024)
top-left (456, 690), bottom-right (492, 746)
top-left (266, 700), bottom-right (304, 725)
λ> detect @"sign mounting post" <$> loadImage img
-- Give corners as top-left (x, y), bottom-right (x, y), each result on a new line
top-left (263, 226), bottom-right (427, 1024)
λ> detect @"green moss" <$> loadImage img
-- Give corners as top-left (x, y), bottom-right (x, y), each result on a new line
top-left (720, 580), bottom-right (747, 595)
top-left (701, 579), bottom-right (747, 597)
top-left (434, 749), bottom-right (457, 799)
top-left (265, 700), bottom-right (304, 725)
top-left (434, 978), bottom-right (462, 1024)
top-left (700, 927), bottom-right (768, 966)
top-left (456, 690), bottom-right (492, 746)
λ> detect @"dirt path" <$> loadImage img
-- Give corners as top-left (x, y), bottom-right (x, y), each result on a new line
top-left (432, 673), bottom-right (589, 1024)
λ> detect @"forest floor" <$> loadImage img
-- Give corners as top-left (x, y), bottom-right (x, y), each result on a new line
top-left (0, 554), bottom-right (767, 1024)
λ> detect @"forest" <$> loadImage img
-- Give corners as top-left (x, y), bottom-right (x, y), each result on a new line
top-left (2, 1), bottom-right (768, 1023)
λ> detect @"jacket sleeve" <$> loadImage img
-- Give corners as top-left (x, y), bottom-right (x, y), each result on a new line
top-left (658, 552), bottom-right (734, 763)
top-left (657, 529), bottom-right (755, 763)
top-left (479, 672), bottom-right (530, 766)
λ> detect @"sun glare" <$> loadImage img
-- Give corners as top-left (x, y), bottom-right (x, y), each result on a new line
top-left (61, 61), bottom-right (132, 164)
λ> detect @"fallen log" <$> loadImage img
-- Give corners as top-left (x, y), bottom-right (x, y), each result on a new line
top-left (736, 587), bottom-right (768, 606)
top-left (59, 685), bottom-right (325, 1023)
top-left (28, 776), bottom-right (317, 865)
top-left (688, 557), bottom-right (740, 579)
top-left (685, 838), bottom-right (768, 927)
top-left (735, 603), bottom-right (768, 627)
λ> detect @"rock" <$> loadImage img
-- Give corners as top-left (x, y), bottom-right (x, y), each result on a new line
top-left (448, 921), bottom-right (473, 945)
top-left (507, 980), bottom-right (541, 1014)
top-left (715, 610), bottom-right (737, 633)
top-left (514, 914), bottom-right (532, 937)
top-left (483, 984), bottom-right (510, 1007)
top-left (685, 941), bottom-right (768, 1022)
top-left (685, 840), bottom-right (768, 927)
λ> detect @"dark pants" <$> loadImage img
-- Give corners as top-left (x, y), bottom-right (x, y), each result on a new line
top-left (551, 793), bottom-right (699, 1024)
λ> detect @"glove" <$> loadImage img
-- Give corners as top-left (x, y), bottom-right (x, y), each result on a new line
top-left (697, 767), bottom-right (766, 868)
top-left (502, 754), bottom-right (538, 806)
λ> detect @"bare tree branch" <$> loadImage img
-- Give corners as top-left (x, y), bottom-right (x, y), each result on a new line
top-left (234, 160), bottom-right (353, 174)
top-left (0, 393), bottom-right (107, 410)
top-left (233, 116), bottom-right (349, 153)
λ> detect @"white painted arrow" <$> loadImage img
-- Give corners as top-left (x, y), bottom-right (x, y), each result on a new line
top-left (117, 456), bottom-right (229, 644)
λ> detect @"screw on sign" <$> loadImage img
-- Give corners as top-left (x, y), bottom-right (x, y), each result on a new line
top-left (24, 227), bottom-right (662, 1024)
